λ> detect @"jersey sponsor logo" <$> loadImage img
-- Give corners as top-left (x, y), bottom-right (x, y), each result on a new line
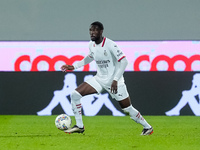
top-left (14, 55), bottom-right (90, 71)
top-left (96, 60), bottom-right (110, 64)
top-left (134, 54), bottom-right (200, 71)
top-left (96, 60), bottom-right (110, 68)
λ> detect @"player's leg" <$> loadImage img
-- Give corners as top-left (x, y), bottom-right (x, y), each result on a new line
top-left (65, 77), bottom-right (103, 134)
top-left (73, 82), bottom-right (98, 124)
top-left (109, 84), bottom-right (153, 135)
top-left (118, 97), bottom-right (153, 135)
top-left (64, 82), bottom-right (97, 133)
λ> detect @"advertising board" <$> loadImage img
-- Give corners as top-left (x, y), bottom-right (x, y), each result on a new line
top-left (0, 41), bottom-right (200, 72)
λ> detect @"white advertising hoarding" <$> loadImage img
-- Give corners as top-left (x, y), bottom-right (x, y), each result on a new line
top-left (0, 41), bottom-right (200, 72)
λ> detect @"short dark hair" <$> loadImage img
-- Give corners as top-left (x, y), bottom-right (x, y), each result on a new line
top-left (91, 21), bottom-right (104, 30)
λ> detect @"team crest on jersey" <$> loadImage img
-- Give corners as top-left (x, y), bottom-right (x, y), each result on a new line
top-left (104, 50), bottom-right (108, 56)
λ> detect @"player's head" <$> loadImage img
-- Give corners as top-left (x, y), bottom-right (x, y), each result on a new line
top-left (91, 21), bottom-right (104, 30)
top-left (89, 21), bottom-right (104, 42)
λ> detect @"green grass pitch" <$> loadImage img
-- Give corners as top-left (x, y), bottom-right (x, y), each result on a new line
top-left (0, 115), bottom-right (200, 150)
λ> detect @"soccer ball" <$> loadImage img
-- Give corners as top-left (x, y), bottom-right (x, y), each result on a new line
top-left (55, 114), bottom-right (72, 130)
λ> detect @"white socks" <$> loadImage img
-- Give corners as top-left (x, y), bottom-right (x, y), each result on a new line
top-left (71, 90), bottom-right (151, 129)
top-left (122, 105), bottom-right (151, 129)
top-left (71, 90), bottom-right (84, 128)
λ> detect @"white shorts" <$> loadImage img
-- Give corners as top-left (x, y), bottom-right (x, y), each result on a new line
top-left (85, 76), bottom-right (129, 101)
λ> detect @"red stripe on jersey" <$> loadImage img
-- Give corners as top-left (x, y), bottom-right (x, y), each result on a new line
top-left (101, 37), bottom-right (106, 47)
top-left (118, 56), bottom-right (125, 62)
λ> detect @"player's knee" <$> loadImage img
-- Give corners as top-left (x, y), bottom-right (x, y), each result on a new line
top-left (122, 105), bottom-right (134, 113)
top-left (122, 107), bottom-right (129, 114)
top-left (122, 105), bottom-right (140, 123)
top-left (71, 90), bottom-right (82, 101)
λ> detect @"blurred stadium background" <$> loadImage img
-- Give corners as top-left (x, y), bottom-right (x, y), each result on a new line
top-left (0, 0), bottom-right (200, 116)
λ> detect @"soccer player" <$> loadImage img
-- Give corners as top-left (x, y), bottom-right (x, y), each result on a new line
top-left (61, 21), bottom-right (153, 135)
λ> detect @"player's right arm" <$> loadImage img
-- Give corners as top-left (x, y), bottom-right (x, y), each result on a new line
top-left (61, 42), bottom-right (94, 72)
top-left (73, 55), bottom-right (94, 69)
top-left (61, 64), bottom-right (75, 72)
top-left (61, 55), bottom-right (94, 72)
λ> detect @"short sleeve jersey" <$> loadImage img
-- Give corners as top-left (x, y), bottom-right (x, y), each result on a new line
top-left (88, 37), bottom-right (126, 86)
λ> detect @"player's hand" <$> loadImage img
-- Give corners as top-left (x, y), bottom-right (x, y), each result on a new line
top-left (111, 80), bottom-right (118, 94)
top-left (61, 64), bottom-right (75, 72)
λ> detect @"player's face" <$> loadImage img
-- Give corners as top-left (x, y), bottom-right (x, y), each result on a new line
top-left (89, 25), bottom-right (102, 42)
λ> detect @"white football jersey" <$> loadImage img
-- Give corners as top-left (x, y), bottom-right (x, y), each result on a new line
top-left (88, 37), bottom-right (126, 86)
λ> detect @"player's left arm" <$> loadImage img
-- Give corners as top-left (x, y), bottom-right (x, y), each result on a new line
top-left (110, 42), bottom-right (128, 93)
top-left (113, 56), bottom-right (128, 81)
top-left (111, 57), bottom-right (128, 94)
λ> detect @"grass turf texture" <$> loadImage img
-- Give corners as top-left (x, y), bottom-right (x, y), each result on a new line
top-left (0, 116), bottom-right (200, 150)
